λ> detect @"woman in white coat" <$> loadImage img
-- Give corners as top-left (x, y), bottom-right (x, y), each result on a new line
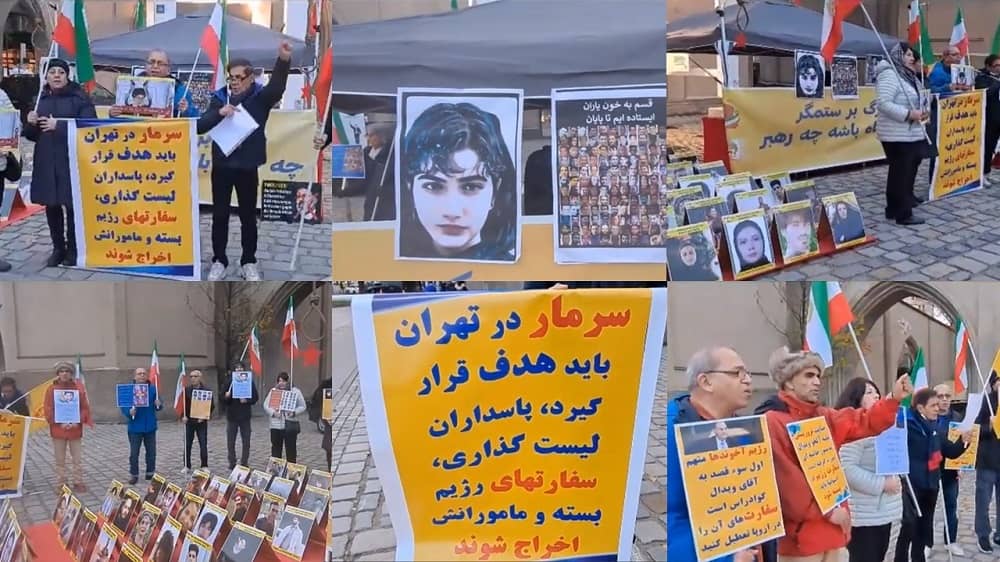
top-left (874, 41), bottom-right (930, 226)
top-left (836, 377), bottom-right (903, 562)
top-left (263, 372), bottom-right (307, 463)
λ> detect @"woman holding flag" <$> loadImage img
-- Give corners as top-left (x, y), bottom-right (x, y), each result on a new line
top-left (121, 367), bottom-right (162, 485)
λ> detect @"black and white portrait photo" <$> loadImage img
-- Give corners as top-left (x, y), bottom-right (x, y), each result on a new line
top-left (396, 88), bottom-right (523, 263)
top-left (831, 56), bottom-right (859, 100)
top-left (795, 50), bottom-right (825, 99)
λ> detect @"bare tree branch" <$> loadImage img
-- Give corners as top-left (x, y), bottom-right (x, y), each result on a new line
top-left (755, 284), bottom-right (788, 339)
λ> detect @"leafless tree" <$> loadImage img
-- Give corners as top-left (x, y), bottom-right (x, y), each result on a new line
top-left (186, 283), bottom-right (276, 376)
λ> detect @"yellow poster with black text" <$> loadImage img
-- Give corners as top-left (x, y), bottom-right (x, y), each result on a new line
top-left (352, 289), bottom-right (667, 560)
top-left (723, 87), bottom-right (882, 176)
top-left (69, 119), bottom-right (201, 280)
top-left (675, 415), bottom-right (783, 561)
top-left (786, 416), bottom-right (850, 514)
top-left (0, 411), bottom-right (30, 499)
top-left (197, 110), bottom-right (318, 206)
top-left (930, 90), bottom-right (984, 200)
top-left (945, 423), bottom-right (979, 470)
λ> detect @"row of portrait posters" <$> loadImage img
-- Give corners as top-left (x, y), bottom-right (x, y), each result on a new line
top-left (352, 288), bottom-right (666, 560)
top-left (552, 86), bottom-right (667, 264)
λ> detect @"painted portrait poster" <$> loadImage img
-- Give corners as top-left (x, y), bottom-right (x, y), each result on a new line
top-left (395, 88), bottom-right (523, 263)
top-left (551, 86), bottom-right (667, 264)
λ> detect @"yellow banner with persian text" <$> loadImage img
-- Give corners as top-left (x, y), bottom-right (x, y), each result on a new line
top-left (723, 87), bottom-right (882, 177)
top-left (197, 110), bottom-right (318, 206)
top-left (930, 90), bottom-right (985, 200)
top-left (70, 119), bottom-right (200, 280)
top-left (353, 289), bottom-right (666, 560)
top-left (0, 411), bottom-right (29, 499)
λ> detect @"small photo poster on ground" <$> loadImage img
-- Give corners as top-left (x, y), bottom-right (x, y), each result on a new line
top-left (192, 501), bottom-right (226, 545)
top-left (822, 192), bottom-right (867, 248)
top-left (723, 209), bottom-right (776, 279)
top-left (189, 389), bottom-right (212, 420)
top-left (298, 485), bottom-right (330, 523)
top-left (666, 161), bottom-right (694, 180)
top-left (218, 521), bottom-right (266, 562)
top-left (716, 173), bottom-right (754, 212)
top-left (783, 180), bottom-right (824, 223)
top-left (773, 200), bottom-right (819, 265)
top-left (228, 483), bottom-right (255, 523)
top-left (261, 181), bottom-right (322, 225)
top-left (230, 371), bottom-right (254, 399)
top-left (666, 223), bottom-right (722, 281)
top-left (678, 173), bottom-right (716, 198)
top-left (271, 505), bottom-right (316, 560)
top-left (308, 469), bottom-right (332, 491)
top-left (395, 87), bottom-right (523, 263)
top-left (695, 160), bottom-right (728, 182)
top-left (758, 172), bottom-right (791, 203)
top-left (734, 188), bottom-right (778, 218)
top-left (112, 75), bottom-right (176, 118)
top-left (178, 533), bottom-right (212, 562)
top-left (54, 389), bottom-right (81, 424)
top-left (831, 56), bottom-right (860, 100)
top-left (550, 85), bottom-right (667, 264)
top-left (674, 415), bottom-right (783, 561)
top-left (331, 145), bottom-right (366, 179)
top-left (87, 522), bottom-right (119, 562)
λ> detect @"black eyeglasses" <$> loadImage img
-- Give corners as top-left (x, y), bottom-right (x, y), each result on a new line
top-left (226, 74), bottom-right (250, 83)
top-left (705, 367), bottom-right (751, 379)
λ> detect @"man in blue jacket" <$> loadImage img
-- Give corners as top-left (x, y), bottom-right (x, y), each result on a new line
top-left (109, 49), bottom-right (199, 118)
top-left (198, 41), bottom-right (292, 281)
top-left (927, 46), bottom-right (972, 184)
top-left (121, 367), bottom-right (162, 485)
top-left (667, 346), bottom-right (761, 562)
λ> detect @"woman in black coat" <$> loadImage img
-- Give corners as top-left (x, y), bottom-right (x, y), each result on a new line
top-left (23, 58), bottom-right (96, 267)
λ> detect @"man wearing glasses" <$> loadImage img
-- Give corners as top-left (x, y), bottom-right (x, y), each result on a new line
top-left (666, 346), bottom-right (761, 562)
top-left (109, 49), bottom-right (198, 118)
top-left (197, 41), bottom-right (292, 281)
top-left (934, 383), bottom-right (964, 556)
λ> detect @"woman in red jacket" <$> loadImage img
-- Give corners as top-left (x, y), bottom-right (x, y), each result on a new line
top-left (754, 347), bottom-right (912, 560)
top-left (43, 361), bottom-right (92, 491)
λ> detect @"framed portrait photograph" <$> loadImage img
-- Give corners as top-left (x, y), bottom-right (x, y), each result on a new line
top-left (724, 209), bottom-right (777, 279)
top-left (678, 173), bottom-right (717, 199)
top-left (758, 172), bottom-right (792, 203)
top-left (716, 173), bottom-right (754, 212)
top-left (823, 192), bottom-right (868, 248)
top-left (784, 180), bottom-right (824, 222)
top-left (774, 201), bottom-right (820, 264)
top-left (395, 88), bottom-right (524, 263)
top-left (665, 223), bottom-right (723, 281)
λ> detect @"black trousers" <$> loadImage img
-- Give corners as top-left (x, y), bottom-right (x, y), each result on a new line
top-left (184, 422), bottom-right (208, 469)
top-left (270, 428), bottom-right (298, 463)
top-left (227, 418), bottom-right (252, 468)
top-left (848, 524), bottom-right (891, 562)
top-left (211, 166), bottom-right (259, 266)
top-left (895, 487), bottom-right (938, 562)
top-left (986, 121), bottom-right (1000, 173)
top-left (45, 205), bottom-right (76, 254)
top-left (881, 141), bottom-right (923, 221)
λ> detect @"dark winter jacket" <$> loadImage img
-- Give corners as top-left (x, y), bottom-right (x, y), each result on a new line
top-left (222, 382), bottom-right (259, 422)
top-left (975, 69), bottom-right (1000, 125)
top-left (936, 407), bottom-right (962, 482)
top-left (183, 384), bottom-right (215, 425)
top-left (196, 56), bottom-right (290, 169)
top-left (120, 384), bottom-right (163, 434)
top-left (23, 81), bottom-right (96, 206)
top-left (0, 388), bottom-right (29, 417)
top-left (976, 371), bottom-right (1000, 469)
top-left (906, 407), bottom-right (965, 491)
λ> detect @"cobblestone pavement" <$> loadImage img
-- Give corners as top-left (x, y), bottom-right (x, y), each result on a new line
top-left (328, 314), bottom-right (668, 562)
top-left (668, 122), bottom-right (1000, 281)
top-left (7, 415), bottom-right (331, 528)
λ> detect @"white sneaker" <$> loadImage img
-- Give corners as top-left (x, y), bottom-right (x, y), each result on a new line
top-left (241, 263), bottom-right (261, 281)
top-left (947, 543), bottom-right (965, 556)
top-left (984, 176), bottom-right (992, 187)
top-left (924, 546), bottom-right (931, 558)
top-left (207, 261), bottom-right (226, 281)
top-left (180, 467), bottom-right (190, 475)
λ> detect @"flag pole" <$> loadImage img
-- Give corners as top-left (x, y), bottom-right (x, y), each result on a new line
top-left (181, 48), bottom-right (203, 109)
top-left (966, 339), bottom-right (996, 417)
top-left (845, 321), bottom-right (923, 518)
top-left (33, 42), bottom-right (57, 113)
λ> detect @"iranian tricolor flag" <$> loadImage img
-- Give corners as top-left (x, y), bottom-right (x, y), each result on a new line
top-left (954, 318), bottom-right (970, 395)
top-left (75, 353), bottom-right (86, 390)
top-left (314, 40), bottom-right (333, 126)
top-left (201, 0), bottom-right (229, 91)
top-left (820, 0), bottom-right (862, 63)
top-left (950, 7), bottom-right (969, 63)
top-left (904, 346), bottom-right (928, 407)
top-left (282, 297), bottom-right (298, 357)
top-left (149, 342), bottom-right (161, 393)
top-left (174, 354), bottom-right (187, 417)
top-left (804, 282), bottom-right (855, 367)
top-left (907, 1), bottom-right (921, 46)
top-left (248, 326), bottom-right (263, 375)
top-left (919, 5), bottom-right (935, 75)
top-left (52, 0), bottom-right (95, 91)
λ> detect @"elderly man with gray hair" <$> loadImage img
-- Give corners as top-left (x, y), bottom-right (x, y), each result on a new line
top-left (315, 116), bottom-right (396, 221)
top-left (667, 345), bottom-right (760, 562)
top-left (753, 346), bottom-right (912, 562)
top-left (109, 48), bottom-right (198, 118)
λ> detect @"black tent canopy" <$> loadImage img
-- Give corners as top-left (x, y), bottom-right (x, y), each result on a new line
top-left (90, 8), bottom-right (315, 69)
top-left (667, 0), bottom-right (899, 57)
top-left (330, 0), bottom-right (665, 113)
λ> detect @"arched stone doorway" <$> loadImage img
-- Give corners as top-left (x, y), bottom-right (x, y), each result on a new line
top-left (825, 282), bottom-right (965, 403)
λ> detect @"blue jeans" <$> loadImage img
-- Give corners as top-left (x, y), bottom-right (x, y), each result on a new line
top-left (975, 467), bottom-right (1000, 540)
top-left (942, 472), bottom-right (959, 543)
top-left (128, 431), bottom-right (156, 477)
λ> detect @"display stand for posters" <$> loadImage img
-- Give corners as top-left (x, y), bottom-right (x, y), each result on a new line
top-left (765, 200), bottom-right (877, 274)
top-left (0, 187), bottom-right (41, 228)
top-left (24, 522), bottom-right (72, 562)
